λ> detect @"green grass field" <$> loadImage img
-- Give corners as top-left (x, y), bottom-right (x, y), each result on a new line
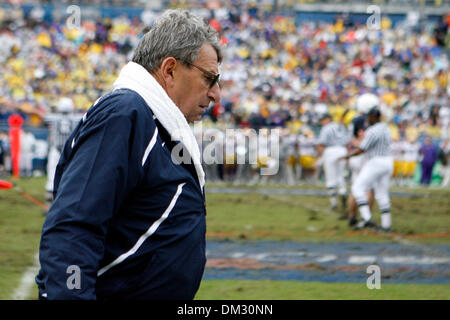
top-left (205, 188), bottom-right (450, 244)
top-left (0, 177), bottom-right (46, 300)
top-left (196, 280), bottom-right (450, 300)
top-left (0, 177), bottom-right (449, 300)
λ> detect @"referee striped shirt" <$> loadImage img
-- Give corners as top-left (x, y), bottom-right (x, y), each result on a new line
top-left (317, 122), bottom-right (349, 147)
top-left (359, 122), bottom-right (391, 159)
top-left (45, 113), bottom-right (81, 151)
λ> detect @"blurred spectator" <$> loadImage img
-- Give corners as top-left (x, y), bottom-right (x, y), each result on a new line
top-left (419, 136), bottom-right (438, 185)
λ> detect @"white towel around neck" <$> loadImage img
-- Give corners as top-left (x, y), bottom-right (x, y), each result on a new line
top-left (113, 61), bottom-right (205, 189)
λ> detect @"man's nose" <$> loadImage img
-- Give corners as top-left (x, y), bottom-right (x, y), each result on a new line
top-left (207, 83), bottom-right (221, 104)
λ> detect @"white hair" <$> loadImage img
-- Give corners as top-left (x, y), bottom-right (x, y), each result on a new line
top-left (132, 9), bottom-right (222, 73)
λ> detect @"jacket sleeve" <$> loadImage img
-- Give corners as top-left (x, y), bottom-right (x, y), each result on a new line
top-left (37, 111), bottom-right (135, 300)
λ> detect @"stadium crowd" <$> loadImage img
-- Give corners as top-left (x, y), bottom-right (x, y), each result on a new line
top-left (0, 3), bottom-right (449, 186)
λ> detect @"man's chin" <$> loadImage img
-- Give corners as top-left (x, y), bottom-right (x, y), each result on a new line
top-left (186, 114), bottom-right (203, 123)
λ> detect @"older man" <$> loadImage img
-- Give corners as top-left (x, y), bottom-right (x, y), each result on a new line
top-left (36, 9), bottom-right (221, 300)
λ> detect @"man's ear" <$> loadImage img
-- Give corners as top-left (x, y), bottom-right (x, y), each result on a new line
top-left (160, 57), bottom-right (178, 88)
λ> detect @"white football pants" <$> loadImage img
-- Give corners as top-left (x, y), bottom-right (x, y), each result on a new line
top-left (352, 156), bottom-right (393, 212)
top-left (323, 146), bottom-right (347, 195)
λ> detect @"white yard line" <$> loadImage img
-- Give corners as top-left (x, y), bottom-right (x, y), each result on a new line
top-left (393, 235), bottom-right (448, 256)
top-left (12, 253), bottom-right (40, 300)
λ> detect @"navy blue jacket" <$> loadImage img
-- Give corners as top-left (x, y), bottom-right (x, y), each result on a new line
top-left (36, 89), bottom-right (207, 300)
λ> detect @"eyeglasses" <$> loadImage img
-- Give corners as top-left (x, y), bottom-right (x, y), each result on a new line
top-left (181, 60), bottom-right (220, 89)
